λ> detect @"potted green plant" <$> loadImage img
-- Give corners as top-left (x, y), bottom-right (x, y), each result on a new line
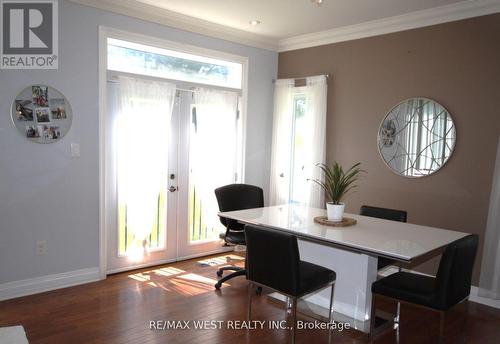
top-left (311, 162), bottom-right (364, 222)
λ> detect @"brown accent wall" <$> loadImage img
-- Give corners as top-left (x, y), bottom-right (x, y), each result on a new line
top-left (278, 14), bottom-right (500, 283)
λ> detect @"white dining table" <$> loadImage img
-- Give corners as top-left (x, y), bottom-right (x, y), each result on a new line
top-left (219, 204), bottom-right (469, 332)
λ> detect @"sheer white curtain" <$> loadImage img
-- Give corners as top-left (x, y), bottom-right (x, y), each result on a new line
top-left (269, 75), bottom-right (328, 207)
top-left (116, 76), bottom-right (176, 252)
top-left (191, 87), bottom-right (239, 236)
top-left (302, 75), bottom-right (327, 208)
top-left (479, 136), bottom-right (500, 299)
top-left (269, 79), bottom-right (295, 206)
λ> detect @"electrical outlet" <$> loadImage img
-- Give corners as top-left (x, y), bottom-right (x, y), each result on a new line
top-left (36, 240), bottom-right (47, 255)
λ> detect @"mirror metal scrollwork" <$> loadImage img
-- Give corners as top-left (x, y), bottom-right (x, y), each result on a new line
top-left (378, 98), bottom-right (456, 177)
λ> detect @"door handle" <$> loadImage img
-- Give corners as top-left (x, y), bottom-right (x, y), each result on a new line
top-left (169, 186), bottom-right (178, 192)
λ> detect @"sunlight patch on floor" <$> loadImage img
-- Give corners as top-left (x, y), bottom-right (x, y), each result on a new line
top-left (126, 263), bottom-right (231, 296)
top-left (128, 267), bottom-right (185, 282)
top-left (169, 273), bottom-right (229, 296)
top-left (153, 267), bottom-right (185, 277)
top-left (128, 272), bottom-right (151, 282)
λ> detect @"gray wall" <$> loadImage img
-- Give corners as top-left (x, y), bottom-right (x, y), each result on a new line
top-left (0, 0), bottom-right (277, 283)
top-left (278, 13), bottom-right (500, 284)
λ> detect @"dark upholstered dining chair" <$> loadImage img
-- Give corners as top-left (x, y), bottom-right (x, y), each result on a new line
top-left (370, 234), bottom-right (479, 343)
top-left (214, 184), bottom-right (264, 290)
top-left (359, 205), bottom-right (408, 270)
top-left (360, 205), bottom-right (407, 223)
top-left (245, 225), bottom-right (337, 344)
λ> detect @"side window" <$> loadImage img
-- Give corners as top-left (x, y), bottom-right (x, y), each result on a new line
top-left (290, 95), bottom-right (307, 204)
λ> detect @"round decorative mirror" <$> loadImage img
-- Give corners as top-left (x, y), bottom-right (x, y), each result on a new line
top-left (11, 85), bottom-right (72, 144)
top-left (378, 98), bottom-right (456, 177)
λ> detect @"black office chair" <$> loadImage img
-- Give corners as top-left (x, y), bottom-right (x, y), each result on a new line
top-left (245, 225), bottom-right (336, 344)
top-left (370, 234), bottom-right (478, 343)
top-left (214, 184), bottom-right (264, 290)
top-left (359, 205), bottom-right (407, 270)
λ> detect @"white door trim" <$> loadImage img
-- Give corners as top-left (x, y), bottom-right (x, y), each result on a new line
top-left (98, 26), bottom-right (107, 279)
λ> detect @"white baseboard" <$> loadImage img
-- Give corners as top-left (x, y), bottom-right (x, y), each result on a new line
top-left (469, 286), bottom-right (500, 309)
top-left (0, 248), bottom-right (234, 301)
top-left (0, 267), bottom-right (101, 301)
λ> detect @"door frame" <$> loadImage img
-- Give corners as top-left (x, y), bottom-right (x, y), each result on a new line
top-left (98, 26), bottom-right (249, 279)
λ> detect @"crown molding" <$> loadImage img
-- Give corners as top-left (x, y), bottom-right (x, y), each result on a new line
top-left (70, 0), bottom-right (500, 53)
top-left (278, 0), bottom-right (500, 52)
top-left (69, 0), bottom-right (279, 51)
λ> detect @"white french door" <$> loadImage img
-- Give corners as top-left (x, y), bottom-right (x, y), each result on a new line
top-left (177, 89), bottom-right (241, 258)
top-left (102, 30), bottom-right (246, 274)
top-left (105, 78), bottom-right (241, 273)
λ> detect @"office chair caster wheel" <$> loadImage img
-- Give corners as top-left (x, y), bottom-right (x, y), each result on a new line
top-left (216, 269), bottom-right (223, 277)
top-left (214, 282), bottom-right (222, 290)
top-left (256, 287), bottom-right (262, 295)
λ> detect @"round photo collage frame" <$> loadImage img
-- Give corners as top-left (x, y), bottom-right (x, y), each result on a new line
top-left (11, 85), bottom-right (72, 144)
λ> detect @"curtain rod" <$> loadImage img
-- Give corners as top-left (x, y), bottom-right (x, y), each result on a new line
top-left (106, 79), bottom-right (195, 93)
top-left (106, 71), bottom-right (243, 94)
top-left (272, 74), bottom-right (330, 83)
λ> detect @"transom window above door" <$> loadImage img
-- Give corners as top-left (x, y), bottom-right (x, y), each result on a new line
top-left (107, 38), bottom-right (243, 89)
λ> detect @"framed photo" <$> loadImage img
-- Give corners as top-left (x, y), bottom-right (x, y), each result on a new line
top-left (35, 108), bottom-right (50, 123)
top-left (25, 125), bottom-right (40, 138)
top-left (50, 99), bottom-right (67, 119)
top-left (40, 125), bottom-right (61, 140)
top-left (15, 100), bottom-right (34, 121)
top-left (32, 86), bottom-right (49, 107)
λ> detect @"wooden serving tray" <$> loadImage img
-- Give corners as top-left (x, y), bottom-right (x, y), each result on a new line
top-left (313, 216), bottom-right (357, 227)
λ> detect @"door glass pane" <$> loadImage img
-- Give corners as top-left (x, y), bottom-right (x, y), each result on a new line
top-left (116, 78), bottom-right (176, 259)
top-left (188, 89), bottom-right (240, 243)
top-left (290, 95), bottom-right (308, 204)
top-left (118, 190), bottom-right (167, 256)
top-left (108, 38), bottom-right (242, 89)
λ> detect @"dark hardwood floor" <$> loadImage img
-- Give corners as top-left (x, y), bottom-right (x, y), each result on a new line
top-left (1, 253), bottom-right (499, 344)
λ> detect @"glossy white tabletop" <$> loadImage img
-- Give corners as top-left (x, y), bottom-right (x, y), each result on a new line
top-left (219, 204), bottom-right (469, 262)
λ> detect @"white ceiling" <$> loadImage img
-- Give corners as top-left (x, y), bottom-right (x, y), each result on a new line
top-left (136, 0), bottom-right (464, 39)
top-left (72, 0), bottom-right (500, 50)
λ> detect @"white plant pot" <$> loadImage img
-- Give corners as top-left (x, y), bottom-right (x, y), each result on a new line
top-left (326, 202), bottom-right (345, 222)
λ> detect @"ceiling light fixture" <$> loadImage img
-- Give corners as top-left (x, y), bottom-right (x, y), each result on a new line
top-left (312, 0), bottom-right (324, 5)
top-left (249, 20), bottom-right (261, 26)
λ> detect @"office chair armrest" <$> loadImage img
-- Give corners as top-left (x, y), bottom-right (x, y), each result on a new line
top-left (224, 218), bottom-right (244, 231)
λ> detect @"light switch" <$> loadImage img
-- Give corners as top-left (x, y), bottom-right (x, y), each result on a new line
top-left (36, 240), bottom-right (47, 255)
top-left (70, 143), bottom-right (80, 157)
